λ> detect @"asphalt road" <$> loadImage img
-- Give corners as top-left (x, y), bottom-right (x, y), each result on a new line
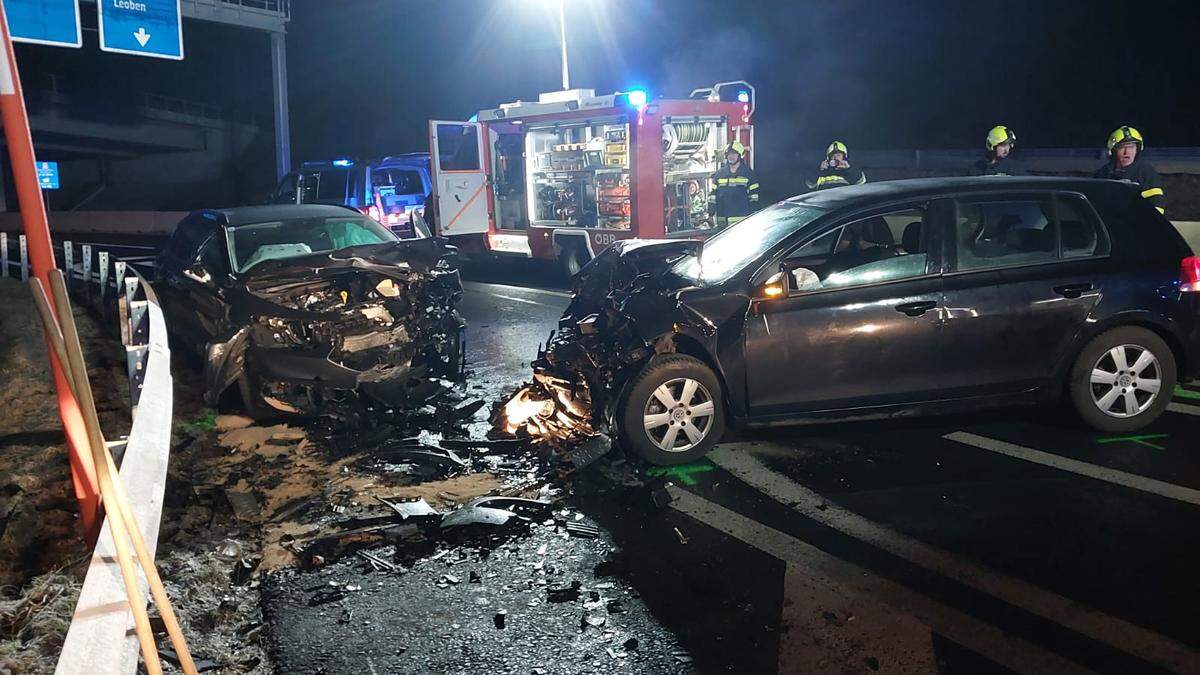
top-left (264, 263), bottom-right (1200, 673)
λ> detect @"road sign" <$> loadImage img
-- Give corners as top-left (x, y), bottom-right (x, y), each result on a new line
top-left (6, 0), bottom-right (81, 48)
top-left (99, 0), bottom-right (183, 60)
top-left (36, 161), bottom-right (58, 189)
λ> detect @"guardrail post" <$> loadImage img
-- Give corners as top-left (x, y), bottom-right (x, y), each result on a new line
top-left (114, 261), bottom-right (126, 296)
top-left (81, 245), bottom-right (92, 300)
top-left (126, 344), bottom-right (149, 410)
top-left (98, 251), bottom-right (109, 305)
top-left (129, 299), bottom-right (148, 346)
top-left (19, 234), bottom-right (27, 281)
top-left (1, 232), bottom-right (7, 278)
top-left (63, 240), bottom-right (73, 291)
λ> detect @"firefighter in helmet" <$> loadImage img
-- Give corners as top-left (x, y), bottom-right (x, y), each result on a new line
top-left (1095, 125), bottom-right (1165, 215)
top-left (971, 125), bottom-right (1024, 176)
top-left (708, 141), bottom-right (760, 229)
top-left (808, 141), bottom-right (866, 190)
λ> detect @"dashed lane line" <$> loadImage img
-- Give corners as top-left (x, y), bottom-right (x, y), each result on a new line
top-left (667, 486), bottom-right (1092, 675)
top-left (709, 446), bottom-right (1200, 674)
top-left (488, 293), bottom-right (546, 307)
top-left (945, 431), bottom-right (1200, 507)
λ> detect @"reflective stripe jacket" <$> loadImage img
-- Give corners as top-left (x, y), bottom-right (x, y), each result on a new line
top-left (969, 156), bottom-right (1025, 176)
top-left (1094, 159), bottom-right (1166, 214)
top-left (808, 165), bottom-right (866, 190)
top-left (709, 163), bottom-right (759, 217)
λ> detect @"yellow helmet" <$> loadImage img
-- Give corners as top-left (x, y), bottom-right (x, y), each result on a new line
top-left (1107, 125), bottom-right (1144, 154)
top-left (985, 125), bottom-right (1016, 151)
top-left (724, 141), bottom-right (746, 156)
top-left (826, 141), bottom-right (849, 158)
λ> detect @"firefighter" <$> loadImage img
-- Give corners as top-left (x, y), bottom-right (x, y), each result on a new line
top-left (1095, 125), bottom-right (1165, 215)
top-left (971, 125), bottom-right (1024, 176)
top-left (808, 141), bottom-right (866, 190)
top-left (708, 141), bottom-right (760, 229)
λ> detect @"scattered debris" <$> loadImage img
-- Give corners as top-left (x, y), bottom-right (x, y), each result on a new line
top-left (493, 611), bottom-right (507, 629)
top-left (225, 490), bottom-right (261, 521)
top-left (566, 521), bottom-right (600, 539)
top-left (547, 580), bottom-right (583, 604)
top-left (673, 527), bottom-right (689, 545)
top-left (623, 637), bottom-right (639, 652)
top-left (376, 496), bottom-right (441, 520)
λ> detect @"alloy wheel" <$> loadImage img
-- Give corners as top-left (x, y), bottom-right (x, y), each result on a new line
top-left (643, 377), bottom-right (716, 452)
top-left (1089, 344), bottom-right (1162, 418)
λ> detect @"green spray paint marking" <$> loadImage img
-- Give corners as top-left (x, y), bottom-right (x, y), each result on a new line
top-left (1096, 433), bottom-right (1169, 450)
top-left (644, 460), bottom-right (716, 486)
top-left (1174, 385), bottom-right (1200, 401)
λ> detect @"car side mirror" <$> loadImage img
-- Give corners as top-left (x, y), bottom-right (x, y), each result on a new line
top-left (182, 263), bottom-right (213, 285)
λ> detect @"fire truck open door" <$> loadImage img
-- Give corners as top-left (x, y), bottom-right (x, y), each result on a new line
top-left (429, 121), bottom-right (489, 236)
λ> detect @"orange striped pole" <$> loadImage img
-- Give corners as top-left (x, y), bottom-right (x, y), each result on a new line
top-left (0, 0), bottom-right (101, 535)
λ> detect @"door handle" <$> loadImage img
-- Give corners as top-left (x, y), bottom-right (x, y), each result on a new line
top-left (1053, 283), bottom-right (1092, 299)
top-left (894, 300), bottom-right (937, 317)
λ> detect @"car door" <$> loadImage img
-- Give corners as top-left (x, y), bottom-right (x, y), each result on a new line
top-left (157, 216), bottom-right (224, 351)
top-left (743, 202), bottom-right (948, 416)
top-left (938, 192), bottom-right (1112, 397)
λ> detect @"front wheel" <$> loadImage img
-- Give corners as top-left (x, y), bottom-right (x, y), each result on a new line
top-left (1068, 326), bottom-right (1176, 434)
top-left (618, 355), bottom-right (726, 466)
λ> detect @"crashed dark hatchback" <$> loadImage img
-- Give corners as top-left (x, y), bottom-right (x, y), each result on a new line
top-left (504, 177), bottom-right (1200, 465)
top-left (155, 204), bottom-right (464, 418)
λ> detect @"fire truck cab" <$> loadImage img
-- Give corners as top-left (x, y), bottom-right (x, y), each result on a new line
top-left (427, 81), bottom-right (754, 275)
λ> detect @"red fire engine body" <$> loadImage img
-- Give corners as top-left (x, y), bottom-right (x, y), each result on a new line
top-left (427, 82), bottom-right (754, 274)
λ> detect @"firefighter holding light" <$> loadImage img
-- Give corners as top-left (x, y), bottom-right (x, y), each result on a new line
top-left (809, 141), bottom-right (866, 190)
top-left (708, 141), bottom-right (760, 229)
top-left (971, 125), bottom-right (1024, 176)
top-left (1095, 126), bottom-right (1165, 215)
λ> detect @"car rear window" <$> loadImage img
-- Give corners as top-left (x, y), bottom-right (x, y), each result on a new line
top-left (1058, 195), bottom-right (1110, 259)
top-left (955, 199), bottom-right (1058, 271)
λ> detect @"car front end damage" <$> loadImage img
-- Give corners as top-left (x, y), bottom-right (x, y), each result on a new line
top-left (498, 239), bottom-right (706, 446)
top-left (204, 240), bottom-right (465, 417)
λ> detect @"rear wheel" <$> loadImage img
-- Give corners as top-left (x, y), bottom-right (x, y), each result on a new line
top-left (559, 245), bottom-right (588, 279)
top-left (1068, 326), bottom-right (1176, 433)
top-left (618, 355), bottom-right (726, 466)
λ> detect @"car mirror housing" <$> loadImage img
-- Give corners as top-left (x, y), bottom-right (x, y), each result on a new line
top-left (758, 271), bottom-right (787, 299)
top-left (183, 263), bottom-right (213, 285)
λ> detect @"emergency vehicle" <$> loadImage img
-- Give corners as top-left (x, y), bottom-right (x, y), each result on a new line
top-left (426, 81), bottom-right (755, 275)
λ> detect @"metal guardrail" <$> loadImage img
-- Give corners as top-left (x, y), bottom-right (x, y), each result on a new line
top-left (1, 241), bottom-right (176, 675)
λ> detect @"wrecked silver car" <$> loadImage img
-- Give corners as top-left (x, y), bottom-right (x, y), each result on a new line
top-left (156, 204), bottom-right (464, 418)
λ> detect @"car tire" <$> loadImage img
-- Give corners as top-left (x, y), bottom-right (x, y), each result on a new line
top-left (617, 354), bottom-right (726, 466)
top-left (237, 367), bottom-right (284, 422)
top-left (1068, 326), bottom-right (1176, 434)
top-left (559, 245), bottom-right (588, 279)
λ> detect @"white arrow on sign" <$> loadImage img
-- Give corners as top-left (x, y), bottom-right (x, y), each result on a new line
top-left (133, 27), bottom-right (151, 47)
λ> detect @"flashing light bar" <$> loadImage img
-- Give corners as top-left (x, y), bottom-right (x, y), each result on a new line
top-left (332, 159), bottom-right (354, 167)
top-left (626, 89), bottom-right (648, 108)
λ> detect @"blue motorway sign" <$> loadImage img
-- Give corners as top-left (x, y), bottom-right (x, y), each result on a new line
top-left (98, 0), bottom-right (183, 60)
top-left (36, 162), bottom-right (59, 190)
top-left (6, 0), bottom-right (82, 48)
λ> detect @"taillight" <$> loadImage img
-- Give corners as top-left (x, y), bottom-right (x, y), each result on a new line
top-left (365, 205), bottom-right (381, 221)
top-left (1181, 256), bottom-right (1200, 292)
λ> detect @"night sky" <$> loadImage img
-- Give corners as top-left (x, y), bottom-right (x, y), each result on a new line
top-left (286, 0), bottom-right (1200, 167)
top-left (10, 0), bottom-right (1200, 184)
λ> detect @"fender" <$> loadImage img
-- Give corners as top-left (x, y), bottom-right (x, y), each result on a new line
top-left (1051, 307), bottom-right (1187, 386)
top-left (203, 326), bottom-right (250, 405)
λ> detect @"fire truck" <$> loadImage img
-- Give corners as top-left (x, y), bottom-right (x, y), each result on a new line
top-left (426, 81), bottom-right (755, 275)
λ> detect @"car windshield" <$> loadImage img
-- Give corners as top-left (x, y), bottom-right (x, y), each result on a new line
top-left (226, 215), bottom-right (399, 273)
top-left (672, 202), bottom-right (828, 285)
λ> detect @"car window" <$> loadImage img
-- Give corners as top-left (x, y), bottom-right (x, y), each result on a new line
top-left (436, 123), bottom-right (481, 171)
top-left (785, 207), bottom-right (929, 290)
top-left (1058, 195), bottom-right (1110, 259)
top-left (955, 199), bottom-right (1057, 271)
top-left (165, 218), bottom-right (213, 263)
top-left (226, 216), bottom-right (399, 273)
top-left (374, 169), bottom-right (424, 195)
top-left (296, 169), bottom-right (350, 204)
top-left (672, 202), bottom-right (828, 285)
top-left (273, 173), bottom-right (299, 204)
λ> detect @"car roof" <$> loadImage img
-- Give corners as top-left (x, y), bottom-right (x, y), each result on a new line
top-left (196, 204), bottom-right (363, 227)
top-left (788, 176), bottom-right (1130, 209)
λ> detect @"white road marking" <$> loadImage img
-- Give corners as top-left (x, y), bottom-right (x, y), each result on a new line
top-left (945, 431), bottom-right (1200, 506)
top-left (1168, 402), bottom-right (1200, 417)
top-left (490, 293), bottom-right (544, 307)
top-left (668, 487), bottom-right (1091, 674)
top-left (464, 281), bottom-right (572, 299)
top-left (710, 446), bottom-right (1200, 673)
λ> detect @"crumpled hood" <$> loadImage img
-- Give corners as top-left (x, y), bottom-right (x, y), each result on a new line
top-left (567, 238), bottom-right (700, 317)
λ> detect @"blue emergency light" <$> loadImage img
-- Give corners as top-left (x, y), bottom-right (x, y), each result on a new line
top-left (737, 90), bottom-right (750, 103)
top-left (626, 89), bottom-right (648, 108)
top-left (332, 159), bottom-right (354, 167)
